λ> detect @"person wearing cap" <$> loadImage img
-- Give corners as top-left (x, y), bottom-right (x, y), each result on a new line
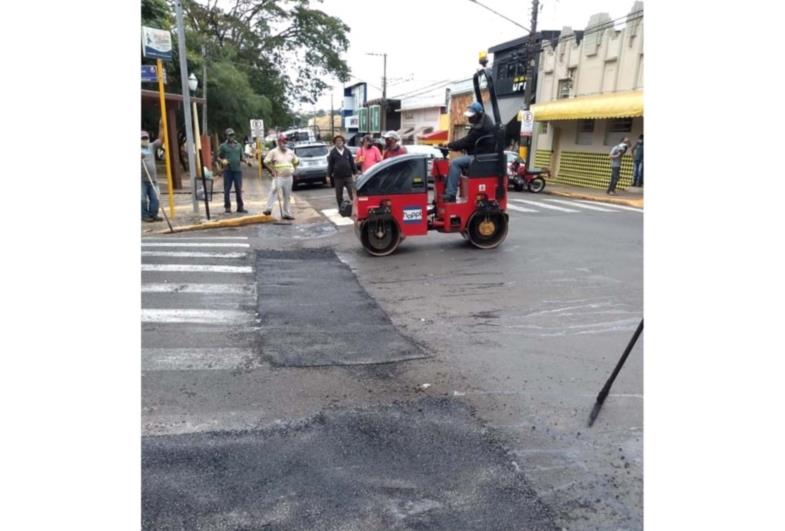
top-left (355, 134), bottom-right (383, 173)
top-left (382, 131), bottom-right (408, 160)
top-left (141, 124), bottom-right (164, 222)
top-left (263, 134), bottom-right (299, 220)
top-left (218, 128), bottom-right (248, 214)
top-left (327, 133), bottom-right (358, 208)
top-left (443, 101), bottom-right (496, 202)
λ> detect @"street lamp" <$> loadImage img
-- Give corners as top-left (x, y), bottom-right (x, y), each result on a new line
top-left (187, 72), bottom-right (210, 219)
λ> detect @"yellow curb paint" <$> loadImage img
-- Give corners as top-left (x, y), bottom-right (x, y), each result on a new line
top-left (545, 190), bottom-right (643, 209)
top-left (154, 214), bottom-right (275, 234)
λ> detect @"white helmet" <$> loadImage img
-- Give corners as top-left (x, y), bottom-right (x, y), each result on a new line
top-left (382, 130), bottom-right (400, 141)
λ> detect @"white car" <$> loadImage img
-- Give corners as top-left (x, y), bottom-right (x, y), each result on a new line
top-left (402, 144), bottom-right (445, 176)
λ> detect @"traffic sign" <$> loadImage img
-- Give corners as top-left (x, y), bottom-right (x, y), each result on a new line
top-left (142, 26), bottom-right (173, 61)
top-left (250, 119), bottom-right (264, 139)
top-left (141, 65), bottom-right (166, 84)
top-left (518, 110), bottom-right (534, 137)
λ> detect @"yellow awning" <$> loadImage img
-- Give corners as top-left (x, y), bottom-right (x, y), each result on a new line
top-left (532, 90), bottom-right (643, 121)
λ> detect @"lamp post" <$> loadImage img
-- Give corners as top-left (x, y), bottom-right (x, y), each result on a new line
top-left (188, 73), bottom-right (210, 219)
top-left (174, 0), bottom-right (199, 213)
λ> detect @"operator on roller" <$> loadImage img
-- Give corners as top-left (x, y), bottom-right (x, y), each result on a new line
top-left (443, 101), bottom-right (496, 202)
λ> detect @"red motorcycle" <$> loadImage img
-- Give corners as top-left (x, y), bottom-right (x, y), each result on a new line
top-left (508, 158), bottom-right (550, 193)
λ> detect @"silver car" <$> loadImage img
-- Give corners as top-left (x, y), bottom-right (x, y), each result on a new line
top-left (293, 143), bottom-right (330, 188)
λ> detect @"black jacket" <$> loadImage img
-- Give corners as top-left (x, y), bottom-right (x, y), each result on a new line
top-left (327, 147), bottom-right (357, 179)
top-left (447, 113), bottom-right (497, 155)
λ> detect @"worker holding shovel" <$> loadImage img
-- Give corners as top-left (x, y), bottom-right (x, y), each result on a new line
top-left (263, 134), bottom-right (299, 221)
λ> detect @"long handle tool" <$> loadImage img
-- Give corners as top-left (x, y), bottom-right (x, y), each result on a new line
top-left (587, 318), bottom-right (643, 427)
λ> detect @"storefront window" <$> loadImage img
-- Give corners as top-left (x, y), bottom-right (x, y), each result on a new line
top-left (576, 119), bottom-right (594, 145)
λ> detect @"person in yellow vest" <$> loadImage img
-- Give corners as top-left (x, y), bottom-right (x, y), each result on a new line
top-left (263, 134), bottom-right (299, 220)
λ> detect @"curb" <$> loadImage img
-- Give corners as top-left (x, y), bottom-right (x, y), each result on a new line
top-left (543, 188), bottom-right (643, 209)
top-left (154, 213), bottom-right (277, 234)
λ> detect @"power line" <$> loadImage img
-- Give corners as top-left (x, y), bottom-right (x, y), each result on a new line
top-left (467, 0), bottom-right (530, 33)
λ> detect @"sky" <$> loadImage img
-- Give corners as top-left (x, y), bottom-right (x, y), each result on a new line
top-left (302, 0), bottom-right (643, 113)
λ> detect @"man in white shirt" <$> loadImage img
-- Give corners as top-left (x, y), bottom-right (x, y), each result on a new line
top-left (263, 134), bottom-right (299, 220)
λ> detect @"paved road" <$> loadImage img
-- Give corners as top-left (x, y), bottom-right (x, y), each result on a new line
top-left (142, 185), bottom-right (642, 529)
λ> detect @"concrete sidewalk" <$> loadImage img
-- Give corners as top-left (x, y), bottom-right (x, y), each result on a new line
top-left (142, 164), bottom-right (322, 235)
top-left (543, 182), bottom-right (644, 209)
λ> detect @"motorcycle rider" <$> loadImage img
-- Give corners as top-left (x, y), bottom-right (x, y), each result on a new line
top-left (444, 101), bottom-right (496, 202)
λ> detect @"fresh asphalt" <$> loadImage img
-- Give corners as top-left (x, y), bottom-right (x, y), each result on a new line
top-left (142, 183), bottom-right (642, 530)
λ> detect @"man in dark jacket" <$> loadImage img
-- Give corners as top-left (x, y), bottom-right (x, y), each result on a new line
top-left (444, 101), bottom-right (497, 202)
top-left (327, 134), bottom-right (357, 208)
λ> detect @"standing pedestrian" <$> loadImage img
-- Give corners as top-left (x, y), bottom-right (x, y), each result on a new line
top-left (355, 134), bottom-right (383, 173)
top-left (381, 131), bottom-right (408, 159)
top-left (218, 128), bottom-right (248, 214)
top-left (263, 134), bottom-right (299, 220)
top-left (327, 134), bottom-right (357, 208)
top-left (631, 134), bottom-right (644, 187)
top-left (607, 137), bottom-right (630, 195)
top-left (141, 126), bottom-right (163, 222)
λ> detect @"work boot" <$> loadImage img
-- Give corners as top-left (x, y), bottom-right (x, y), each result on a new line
top-left (263, 210), bottom-right (272, 216)
top-left (443, 195), bottom-right (456, 203)
top-left (152, 216), bottom-right (163, 222)
top-left (142, 216), bottom-right (155, 222)
top-left (225, 208), bottom-right (232, 214)
top-left (237, 209), bottom-right (249, 214)
top-left (283, 214), bottom-right (295, 220)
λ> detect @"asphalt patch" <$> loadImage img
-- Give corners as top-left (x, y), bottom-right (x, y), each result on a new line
top-left (256, 249), bottom-right (427, 366)
top-left (142, 397), bottom-right (557, 530)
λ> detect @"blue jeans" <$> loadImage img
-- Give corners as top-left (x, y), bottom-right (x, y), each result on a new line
top-left (142, 181), bottom-right (159, 219)
top-left (446, 155), bottom-right (473, 198)
top-left (633, 160), bottom-right (643, 187)
top-left (223, 169), bottom-right (244, 210)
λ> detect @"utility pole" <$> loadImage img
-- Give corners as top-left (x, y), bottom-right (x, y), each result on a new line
top-left (201, 44), bottom-right (207, 134)
top-left (382, 53), bottom-right (387, 131)
top-left (330, 89), bottom-right (335, 139)
top-left (174, 0), bottom-right (199, 213)
top-left (522, 0), bottom-right (539, 171)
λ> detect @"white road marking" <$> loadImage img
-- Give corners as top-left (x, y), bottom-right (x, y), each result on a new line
top-left (143, 236), bottom-right (248, 241)
top-left (142, 251), bottom-right (248, 259)
top-left (142, 283), bottom-right (256, 295)
top-left (576, 200), bottom-right (643, 213)
top-left (321, 208), bottom-right (354, 226)
top-left (142, 347), bottom-right (258, 371)
top-left (506, 204), bottom-right (539, 214)
top-left (141, 264), bottom-right (253, 274)
top-left (510, 198), bottom-right (579, 212)
top-left (141, 242), bottom-right (250, 248)
top-left (545, 198), bottom-right (617, 212)
top-left (141, 309), bottom-right (256, 324)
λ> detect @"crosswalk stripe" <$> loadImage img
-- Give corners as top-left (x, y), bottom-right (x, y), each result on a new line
top-left (142, 283), bottom-right (256, 295)
top-left (506, 204), bottom-right (539, 214)
top-left (321, 208), bottom-right (354, 226)
top-left (143, 237), bottom-right (249, 241)
top-left (141, 309), bottom-right (256, 324)
top-left (575, 200), bottom-right (643, 213)
top-left (141, 242), bottom-right (250, 248)
top-left (142, 251), bottom-right (248, 259)
top-left (545, 198), bottom-right (616, 212)
top-left (142, 347), bottom-right (257, 371)
top-left (142, 264), bottom-right (253, 273)
top-left (510, 198), bottom-right (579, 213)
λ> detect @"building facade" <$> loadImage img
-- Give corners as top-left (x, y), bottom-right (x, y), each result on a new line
top-left (397, 89), bottom-right (446, 144)
top-left (531, 2), bottom-right (643, 190)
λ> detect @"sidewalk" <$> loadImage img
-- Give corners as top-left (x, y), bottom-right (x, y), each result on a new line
top-left (142, 164), bottom-right (322, 235)
top-left (543, 182), bottom-right (643, 209)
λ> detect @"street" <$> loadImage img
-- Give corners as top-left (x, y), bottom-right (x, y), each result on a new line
top-left (141, 187), bottom-right (642, 530)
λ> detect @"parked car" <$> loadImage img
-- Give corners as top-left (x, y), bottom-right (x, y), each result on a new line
top-left (293, 143), bottom-right (329, 188)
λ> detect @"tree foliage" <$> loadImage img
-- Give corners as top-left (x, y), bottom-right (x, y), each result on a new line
top-left (141, 0), bottom-right (351, 136)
